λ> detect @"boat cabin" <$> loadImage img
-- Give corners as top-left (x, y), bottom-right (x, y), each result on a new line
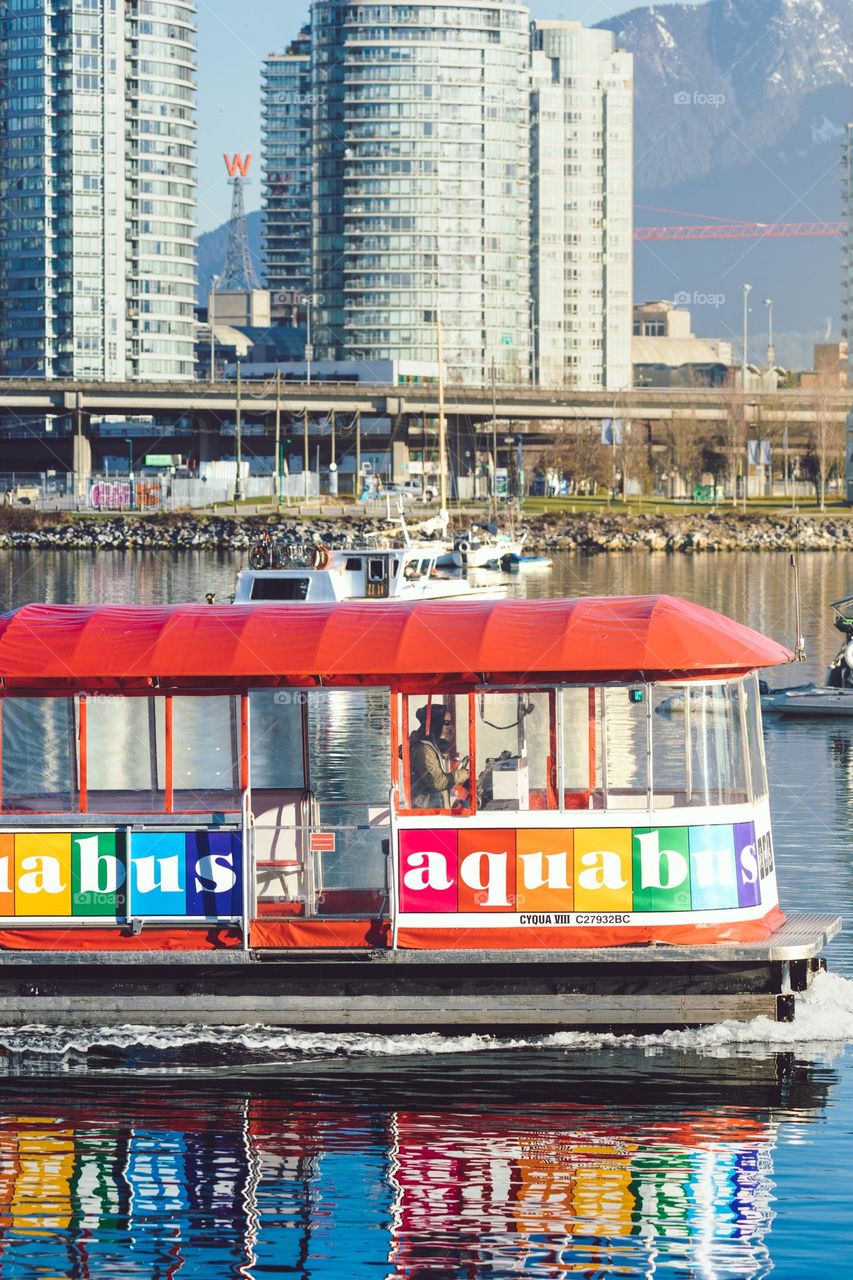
top-left (234, 546), bottom-right (460, 603)
top-left (0, 597), bottom-right (798, 954)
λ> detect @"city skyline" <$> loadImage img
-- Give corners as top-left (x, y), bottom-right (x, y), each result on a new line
top-left (197, 0), bottom-right (696, 232)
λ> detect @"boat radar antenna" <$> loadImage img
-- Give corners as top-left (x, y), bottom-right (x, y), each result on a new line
top-left (791, 552), bottom-right (806, 661)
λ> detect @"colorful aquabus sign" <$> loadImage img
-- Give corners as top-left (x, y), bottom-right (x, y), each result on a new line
top-left (0, 830), bottom-right (243, 920)
top-left (398, 822), bottom-right (775, 923)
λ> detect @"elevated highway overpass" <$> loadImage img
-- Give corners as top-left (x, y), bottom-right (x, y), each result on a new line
top-left (0, 379), bottom-right (849, 482)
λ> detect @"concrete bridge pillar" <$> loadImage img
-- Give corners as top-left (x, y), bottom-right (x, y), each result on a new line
top-left (192, 411), bottom-right (221, 473)
top-left (72, 411), bottom-right (92, 504)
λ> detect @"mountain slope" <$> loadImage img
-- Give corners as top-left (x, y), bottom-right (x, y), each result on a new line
top-left (602, 0), bottom-right (852, 341)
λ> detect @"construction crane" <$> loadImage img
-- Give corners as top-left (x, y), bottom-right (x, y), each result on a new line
top-left (635, 220), bottom-right (844, 241)
top-left (633, 203), bottom-right (843, 241)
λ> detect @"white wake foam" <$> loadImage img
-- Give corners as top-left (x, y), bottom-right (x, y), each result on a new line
top-left (1, 970), bottom-right (851, 1066)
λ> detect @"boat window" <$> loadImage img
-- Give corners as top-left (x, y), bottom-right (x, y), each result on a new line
top-left (651, 686), bottom-right (688, 808)
top-left (0, 697), bottom-right (78, 813)
top-left (686, 682), bottom-right (749, 805)
top-left (475, 691), bottom-right (552, 810)
top-left (172, 696), bottom-right (241, 811)
top-left (249, 689), bottom-right (306, 790)
top-left (419, 559), bottom-right (431, 575)
top-left (249, 577), bottom-right (310, 601)
top-left (402, 694), bottom-right (471, 813)
top-left (743, 674), bottom-right (768, 800)
top-left (601, 686), bottom-right (649, 809)
top-left (86, 695), bottom-right (166, 813)
top-left (652, 681), bottom-right (751, 808)
top-left (561, 687), bottom-right (604, 809)
top-left (344, 557), bottom-right (362, 572)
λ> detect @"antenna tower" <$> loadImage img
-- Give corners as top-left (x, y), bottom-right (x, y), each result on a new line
top-left (220, 153), bottom-right (260, 290)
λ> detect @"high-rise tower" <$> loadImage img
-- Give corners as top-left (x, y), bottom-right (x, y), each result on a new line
top-left (531, 22), bottom-right (633, 390)
top-left (261, 28), bottom-right (312, 312)
top-left (311, 0), bottom-right (532, 384)
top-left (0, 1), bottom-right (197, 381)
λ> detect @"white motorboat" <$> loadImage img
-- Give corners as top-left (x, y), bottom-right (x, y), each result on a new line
top-left (761, 594), bottom-right (853, 717)
top-left (760, 684), bottom-right (853, 716)
top-left (233, 542), bottom-right (508, 604)
top-left (436, 523), bottom-right (528, 570)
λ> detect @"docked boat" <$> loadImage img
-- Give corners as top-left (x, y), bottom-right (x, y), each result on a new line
top-left (500, 552), bottom-right (553, 573)
top-left (762, 593), bottom-right (853, 717)
top-left (234, 542), bottom-right (507, 603)
top-left (0, 595), bottom-right (839, 1030)
top-left (436, 523), bottom-right (527, 570)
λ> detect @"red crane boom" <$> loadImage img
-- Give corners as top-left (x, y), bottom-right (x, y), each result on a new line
top-left (635, 221), bottom-right (844, 241)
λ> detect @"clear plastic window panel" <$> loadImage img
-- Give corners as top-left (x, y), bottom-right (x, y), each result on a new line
top-left (404, 693), bottom-right (470, 811)
top-left (475, 691), bottom-right (551, 811)
top-left (686, 682), bottom-right (749, 806)
top-left (171, 696), bottom-right (240, 812)
top-left (651, 685), bottom-right (689, 809)
top-left (249, 689), bottom-right (305, 791)
top-left (561, 687), bottom-right (603, 809)
top-left (1, 698), bottom-right (78, 813)
top-left (602, 686), bottom-right (649, 809)
top-left (743, 674), bottom-right (769, 801)
top-left (86, 695), bottom-right (166, 813)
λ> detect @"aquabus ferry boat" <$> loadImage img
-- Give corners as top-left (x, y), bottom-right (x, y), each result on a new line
top-left (0, 596), bottom-right (839, 1031)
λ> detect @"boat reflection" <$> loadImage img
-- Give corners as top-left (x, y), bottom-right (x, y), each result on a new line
top-left (0, 1049), bottom-right (835, 1278)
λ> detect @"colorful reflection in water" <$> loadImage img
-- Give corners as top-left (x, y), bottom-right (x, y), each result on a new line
top-left (0, 1053), bottom-right (835, 1278)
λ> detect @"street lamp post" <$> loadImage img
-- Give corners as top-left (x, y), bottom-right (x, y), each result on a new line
top-left (300, 293), bottom-right (322, 385)
top-left (763, 297), bottom-right (775, 366)
top-left (741, 283), bottom-right (752, 388)
top-left (209, 274), bottom-right (220, 384)
top-left (125, 437), bottom-right (133, 511)
top-left (233, 358), bottom-right (243, 503)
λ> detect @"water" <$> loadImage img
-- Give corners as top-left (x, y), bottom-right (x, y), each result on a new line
top-left (0, 547), bottom-right (852, 1276)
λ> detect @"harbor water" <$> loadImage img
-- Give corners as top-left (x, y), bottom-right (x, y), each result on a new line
top-left (0, 548), bottom-right (851, 1277)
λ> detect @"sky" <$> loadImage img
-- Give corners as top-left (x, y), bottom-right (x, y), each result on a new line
top-left (196, 0), bottom-right (704, 232)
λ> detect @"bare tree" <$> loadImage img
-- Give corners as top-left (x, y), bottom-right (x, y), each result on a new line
top-left (662, 411), bottom-right (706, 497)
top-left (537, 420), bottom-right (610, 494)
top-left (803, 374), bottom-right (845, 509)
top-left (715, 385), bottom-right (748, 504)
top-left (618, 420), bottom-right (652, 496)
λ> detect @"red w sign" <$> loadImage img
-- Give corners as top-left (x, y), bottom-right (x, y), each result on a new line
top-left (224, 153), bottom-right (252, 178)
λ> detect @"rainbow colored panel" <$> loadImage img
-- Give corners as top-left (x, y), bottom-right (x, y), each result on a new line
top-left (0, 829), bottom-right (242, 922)
top-left (398, 822), bottom-right (767, 915)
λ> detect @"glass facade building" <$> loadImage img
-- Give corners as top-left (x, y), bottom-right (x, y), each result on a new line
top-left (531, 22), bottom-right (633, 390)
top-left (0, 1), bottom-right (197, 381)
top-left (261, 27), bottom-right (312, 307)
top-left (532, 22), bottom-right (630, 391)
top-left (311, 0), bottom-right (532, 385)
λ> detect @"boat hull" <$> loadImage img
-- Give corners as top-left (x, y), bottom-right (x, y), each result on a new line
top-left (0, 912), bottom-right (837, 1030)
top-left (762, 685), bottom-right (853, 716)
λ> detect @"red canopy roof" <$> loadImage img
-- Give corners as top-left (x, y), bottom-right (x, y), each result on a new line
top-left (0, 597), bottom-right (792, 693)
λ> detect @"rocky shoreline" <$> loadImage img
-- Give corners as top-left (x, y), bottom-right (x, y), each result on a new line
top-left (0, 509), bottom-right (852, 553)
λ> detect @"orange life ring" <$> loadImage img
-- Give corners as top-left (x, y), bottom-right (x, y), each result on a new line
top-left (314, 545), bottom-right (331, 569)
